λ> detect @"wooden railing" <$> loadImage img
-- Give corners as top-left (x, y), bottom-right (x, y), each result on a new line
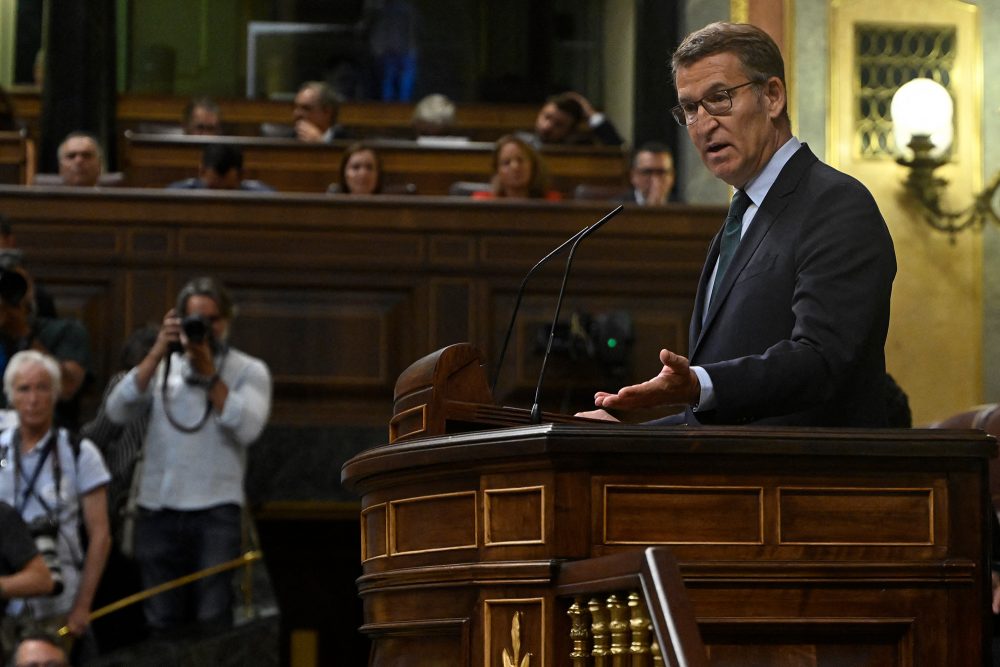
top-left (556, 548), bottom-right (708, 667)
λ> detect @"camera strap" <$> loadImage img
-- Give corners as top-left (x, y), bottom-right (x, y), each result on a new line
top-left (12, 428), bottom-right (85, 570)
top-left (12, 429), bottom-right (57, 516)
top-left (161, 348), bottom-right (228, 433)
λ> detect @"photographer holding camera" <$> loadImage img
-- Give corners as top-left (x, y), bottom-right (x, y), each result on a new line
top-left (0, 351), bottom-right (111, 656)
top-left (105, 277), bottom-right (272, 634)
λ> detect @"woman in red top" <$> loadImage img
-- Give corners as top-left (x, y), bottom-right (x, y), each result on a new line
top-left (472, 135), bottom-right (561, 201)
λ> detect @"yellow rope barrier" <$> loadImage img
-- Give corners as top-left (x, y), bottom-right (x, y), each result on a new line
top-left (57, 550), bottom-right (263, 637)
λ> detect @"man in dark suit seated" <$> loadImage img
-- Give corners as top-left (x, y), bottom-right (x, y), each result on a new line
top-left (526, 91), bottom-right (624, 147)
top-left (579, 22), bottom-right (895, 428)
top-left (621, 142), bottom-right (676, 206)
top-left (293, 81), bottom-right (347, 143)
top-left (56, 132), bottom-right (103, 187)
top-left (182, 97), bottom-right (222, 136)
top-left (167, 144), bottom-right (273, 192)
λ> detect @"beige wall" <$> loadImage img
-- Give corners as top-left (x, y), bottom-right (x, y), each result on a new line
top-left (602, 0), bottom-right (635, 145)
top-left (826, 0), bottom-right (983, 425)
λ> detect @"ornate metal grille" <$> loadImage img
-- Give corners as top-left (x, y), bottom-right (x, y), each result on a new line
top-left (854, 24), bottom-right (956, 159)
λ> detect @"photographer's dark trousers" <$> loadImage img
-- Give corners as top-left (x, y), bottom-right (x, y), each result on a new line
top-left (134, 504), bottom-right (241, 633)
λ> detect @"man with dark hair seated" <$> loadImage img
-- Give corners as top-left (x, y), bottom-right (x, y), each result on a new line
top-left (622, 142), bottom-right (676, 206)
top-left (167, 144), bottom-right (273, 192)
top-left (527, 91), bottom-right (624, 147)
top-left (183, 97), bottom-right (222, 136)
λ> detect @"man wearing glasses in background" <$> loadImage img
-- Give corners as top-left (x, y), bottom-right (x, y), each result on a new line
top-left (623, 142), bottom-right (675, 206)
top-left (579, 21), bottom-right (896, 428)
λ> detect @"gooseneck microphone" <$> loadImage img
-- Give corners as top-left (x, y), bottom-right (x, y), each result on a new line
top-left (529, 205), bottom-right (623, 423)
top-left (491, 205), bottom-right (624, 397)
top-left (492, 224), bottom-right (593, 395)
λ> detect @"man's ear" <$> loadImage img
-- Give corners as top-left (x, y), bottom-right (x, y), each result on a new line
top-left (763, 76), bottom-right (787, 120)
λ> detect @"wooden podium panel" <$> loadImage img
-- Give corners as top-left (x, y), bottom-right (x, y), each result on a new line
top-left (342, 425), bottom-right (995, 666)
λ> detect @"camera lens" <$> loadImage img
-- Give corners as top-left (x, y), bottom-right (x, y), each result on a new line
top-left (29, 517), bottom-right (64, 596)
top-left (182, 315), bottom-right (209, 343)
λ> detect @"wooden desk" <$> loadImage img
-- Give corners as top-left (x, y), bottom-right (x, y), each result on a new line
top-left (342, 424), bottom-right (995, 666)
top-left (8, 91), bottom-right (539, 141)
top-left (0, 131), bottom-right (29, 185)
top-left (121, 133), bottom-right (629, 195)
top-left (0, 186), bottom-right (721, 428)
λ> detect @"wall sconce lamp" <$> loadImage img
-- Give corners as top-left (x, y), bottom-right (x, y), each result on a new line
top-left (892, 77), bottom-right (1000, 239)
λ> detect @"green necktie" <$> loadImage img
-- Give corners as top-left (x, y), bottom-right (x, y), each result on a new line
top-left (710, 189), bottom-right (751, 308)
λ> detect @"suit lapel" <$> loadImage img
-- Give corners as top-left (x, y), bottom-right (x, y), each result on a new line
top-left (690, 145), bottom-right (819, 357)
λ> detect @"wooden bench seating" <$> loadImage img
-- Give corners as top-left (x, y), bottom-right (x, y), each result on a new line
top-left (0, 131), bottom-right (30, 185)
top-left (122, 132), bottom-right (629, 195)
top-left (9, 91), bottom-right (540, 142)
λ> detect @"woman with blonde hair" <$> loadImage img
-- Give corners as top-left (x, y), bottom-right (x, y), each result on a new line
top-left (473, 134), bottom-right (561, 201)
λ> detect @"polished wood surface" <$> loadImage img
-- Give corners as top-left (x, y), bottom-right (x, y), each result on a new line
top-left (389, 343), bottom-right (599, 443)
top-left (8, 90), bottom-right (539, 142)
top-left (342, 424), bottom-right (995, 666)
top-left (121, 132), bottom-right (629, 195)
top-left (0, 131), bottom-right (29, 185)
top-left (0, 186), bottom-right (721, 429)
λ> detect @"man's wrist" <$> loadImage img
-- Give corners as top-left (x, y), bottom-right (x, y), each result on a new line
top-left (688, 370), bottom-right (701, 405)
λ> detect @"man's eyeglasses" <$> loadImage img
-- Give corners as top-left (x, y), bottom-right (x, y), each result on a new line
top-left (670, 81), bottom-right (758, 126)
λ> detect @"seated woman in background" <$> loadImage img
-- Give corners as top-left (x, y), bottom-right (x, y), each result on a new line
top-left (329, 143), bottom-right (383, 195)
top-left (473, 134), bottom-right (561, 201)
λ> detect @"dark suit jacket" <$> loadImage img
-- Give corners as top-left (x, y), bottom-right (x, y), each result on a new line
top-left (659, 144), bottom-right (895, 427)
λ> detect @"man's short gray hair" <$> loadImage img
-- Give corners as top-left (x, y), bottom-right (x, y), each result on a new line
top-left (3, 350), bottom-right (61, 403)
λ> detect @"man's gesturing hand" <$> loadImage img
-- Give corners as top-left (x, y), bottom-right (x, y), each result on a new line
top-left (594, 348), bottom-right (700, 411)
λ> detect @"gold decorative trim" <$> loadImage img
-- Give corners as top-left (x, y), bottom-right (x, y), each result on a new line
top-left (785, 0), bottom-right (797, 134)
top-left (484, 485), bottom-right (546, 547)
top-left (484, 598), bottom-right (544, 667)
top-left (389, 490), bottom-right (478, 556)
top-left (730, 0), bottom-right (749, 24)
top-left (360, 502), bottom-right (388, 562)
top-left (777, 486), bottom-right (935, 546)
top-left (0, 0), bottom-right (16, 87)
top-left (602, 483), bottom-right (764, 545)
top-left (502, 612), bottom-right (530, 667)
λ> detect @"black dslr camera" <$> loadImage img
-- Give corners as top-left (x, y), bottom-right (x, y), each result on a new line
top-left (181, 314), bottom-right (210, 343)
top-left (27, 515), bottom-right (64, 596)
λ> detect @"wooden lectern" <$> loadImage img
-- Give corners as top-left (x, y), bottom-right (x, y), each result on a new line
top-left (343, 344), bottom-right (997, 666)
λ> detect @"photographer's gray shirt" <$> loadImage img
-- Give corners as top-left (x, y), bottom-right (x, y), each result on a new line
top-left (105, 347), bottom-right (271, 511)
top-left (0, 428), bottom-right (110, 618)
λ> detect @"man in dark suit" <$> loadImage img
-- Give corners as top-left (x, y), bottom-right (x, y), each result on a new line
top-left (580, 22), bottom-right (895, 427)
top-left (621, 142), bottom-right (675, 206)
top-left (527, 91), bottom-right (624, 147)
